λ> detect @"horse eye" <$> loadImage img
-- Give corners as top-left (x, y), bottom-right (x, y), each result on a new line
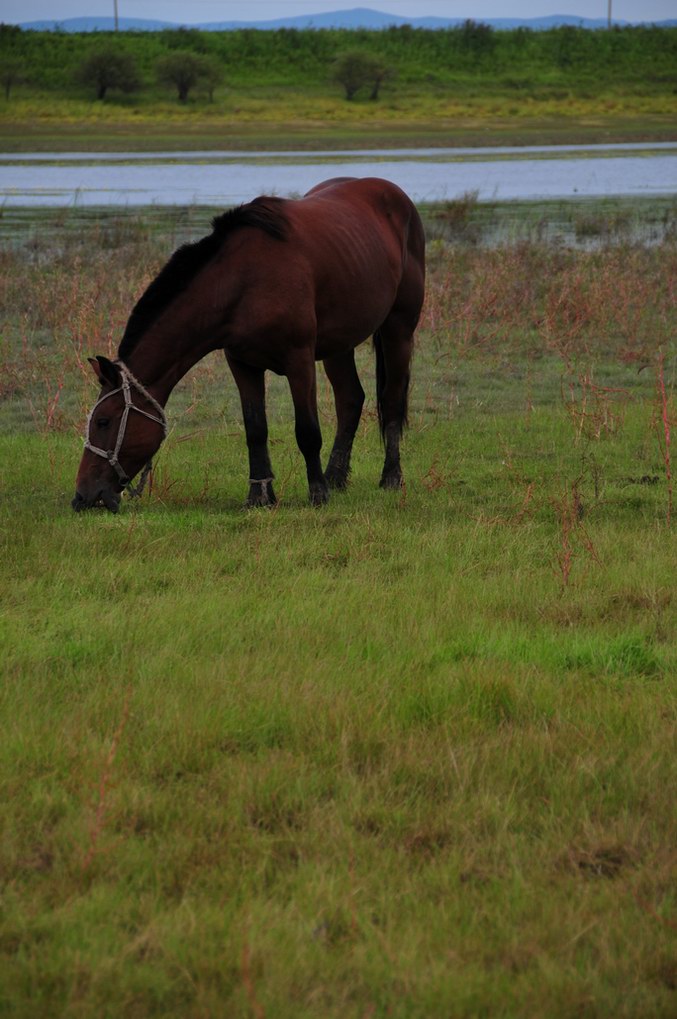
top-left (96, 417), bottom-right (110, 429)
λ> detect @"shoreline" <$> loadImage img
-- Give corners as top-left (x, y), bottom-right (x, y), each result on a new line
top-left (1, 116), bottom-right (676, 154)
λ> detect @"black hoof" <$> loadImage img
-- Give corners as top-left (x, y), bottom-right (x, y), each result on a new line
top-left (325, 452), bottom-right (350, 491)
top-left (325, 469), bottom-right (349, 491)
top-left (309, 481), bottom-right (330, 506)
top-left (379, 473), bottom-right (403, 490)
top-left (246, 480), bottom-right (277, 508)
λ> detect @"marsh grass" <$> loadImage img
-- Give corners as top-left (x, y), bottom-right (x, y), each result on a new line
top-left (2, 84), bottom-right (676, 154)
top-left (2, 99), bottom-right (676, 154)
top-left (0, 206), bottom-right (675, 1017)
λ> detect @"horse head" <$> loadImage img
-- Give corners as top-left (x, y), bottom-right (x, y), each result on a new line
top-left (72, 355), bottom-right (167, 513)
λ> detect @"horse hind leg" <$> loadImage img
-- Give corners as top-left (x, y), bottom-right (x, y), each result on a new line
top-left (374, 314), bottom-right (415, 490)
top-left (323, 350), bottom-right (365, 490)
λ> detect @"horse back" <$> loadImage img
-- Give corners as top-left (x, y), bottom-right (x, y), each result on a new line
top-left (295, 178), bottom-right (424, 346)
top-left (221, 178), bottom-right (425, 363)
top-left (299, 176), bottom-right (423, 274)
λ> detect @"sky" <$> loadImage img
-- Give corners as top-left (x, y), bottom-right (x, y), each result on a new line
top-left (2, 1), bottom-right (675, 24)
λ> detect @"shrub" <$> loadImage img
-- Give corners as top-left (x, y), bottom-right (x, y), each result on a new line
top-left (155, 50), bottom-right (219, 102)
top-left (0, 54), bottom-right (27, 100)
top-left (75, 46), bottom-right (141, 101)
top-left (331, 50), bottom-right (392, 101)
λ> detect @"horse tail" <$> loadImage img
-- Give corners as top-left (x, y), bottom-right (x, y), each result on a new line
top-left (373, 327), bottom-right (410, 443)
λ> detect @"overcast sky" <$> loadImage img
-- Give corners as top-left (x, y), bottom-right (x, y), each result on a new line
top-left (2, 2), bottom-right (675, 24)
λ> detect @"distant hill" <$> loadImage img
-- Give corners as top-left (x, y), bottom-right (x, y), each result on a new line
top-left (18, 18), bottom-right (175, 32)
top-left (14, 8), bottom-right (677, 32)
top-left (15, 8), bottom-right (677, 32)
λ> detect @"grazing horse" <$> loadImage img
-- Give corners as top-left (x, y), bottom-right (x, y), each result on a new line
top-left (72, 177), bottom-right (425, 513)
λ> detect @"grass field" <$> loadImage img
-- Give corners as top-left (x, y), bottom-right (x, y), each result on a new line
top-left (2, 24), bottom-right (676, 151)
top-left (2, 90), bottom-right (676, 153)
top-left (1, 204), bottom-right (675, 1016)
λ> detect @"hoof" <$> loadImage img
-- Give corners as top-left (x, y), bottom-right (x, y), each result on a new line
top-left (325, 452), bottom-right (350, 491)
top-left (325, 469), bottom-right (349, 491)
top-left (309, 481), bottom-right (330, 506)
top-left (246, 479), bottom-right (277, 508)
top-left (379, 472), bottom-right (403, 490)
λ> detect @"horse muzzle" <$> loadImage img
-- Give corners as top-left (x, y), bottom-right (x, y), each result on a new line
top-left (72, 488), bottom-right (121, 513)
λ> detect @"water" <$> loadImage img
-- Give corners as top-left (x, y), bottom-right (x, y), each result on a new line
top-left (1, 143), bottom-right (676, 207)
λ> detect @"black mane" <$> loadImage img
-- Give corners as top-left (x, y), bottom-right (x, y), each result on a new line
top-left (118, 197), bottom-right (288, 360)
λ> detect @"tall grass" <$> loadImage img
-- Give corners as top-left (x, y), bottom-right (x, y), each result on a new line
top-left (0, 205), bottom-right (675, 1016)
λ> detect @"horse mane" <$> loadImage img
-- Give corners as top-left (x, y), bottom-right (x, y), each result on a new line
top-left (118, 197), bottom-right (288, 359)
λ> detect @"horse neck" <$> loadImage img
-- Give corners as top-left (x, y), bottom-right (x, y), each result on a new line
top-left (121, 321), bottom-right (219, 407)
top-left (120, 241), bottom-right (243, 403)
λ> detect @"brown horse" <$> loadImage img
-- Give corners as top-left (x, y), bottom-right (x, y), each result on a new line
top-left (72, 177), bottom-right (425, 512)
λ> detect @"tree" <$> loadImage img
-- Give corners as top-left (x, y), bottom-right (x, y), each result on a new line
top-left (366, 56), bottom-right (392, 101)
top-left (76, 47), bottom-right (140, 101)
top-left (0, 24), bottom-right (23, 42)
top-left (457, 19), bottom-right (496, 61)
top-left (0, 55), bottom-right (27, 100)
top-left (198, 57), bottom-right (224, 102)
top-left (332, 50), bottom-right (391, 102)
top-left (156, 50), bottom-right (216, 103)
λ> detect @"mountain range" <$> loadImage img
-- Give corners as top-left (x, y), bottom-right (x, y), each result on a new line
top-left (15, 8), bottom-right (677, 32)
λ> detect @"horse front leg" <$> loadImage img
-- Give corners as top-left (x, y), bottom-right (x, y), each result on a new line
top-left (226, 354), bottom-right (276, 507)
top-left (286, 351), bottom-right (329, 506)
top-left (323, 350), bottom-right (365, 490)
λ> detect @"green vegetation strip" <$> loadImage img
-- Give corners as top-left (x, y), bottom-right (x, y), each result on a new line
top-left (0, 204), bottom-right (675, 1016)
top-left (1, 24), bottom-right (676, 151)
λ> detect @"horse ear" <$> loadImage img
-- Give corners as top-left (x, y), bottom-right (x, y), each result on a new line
top-left (89, 356), bottom-right (120, 388)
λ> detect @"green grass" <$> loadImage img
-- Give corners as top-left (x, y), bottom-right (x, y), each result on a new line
top-left (1, 90), bottom-right (676, 153)
top-left (1, 25), bottom-right (676, 151)
top-left (0, 206), bottom-right (675, 1016)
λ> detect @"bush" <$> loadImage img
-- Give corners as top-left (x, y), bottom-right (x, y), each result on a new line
top-left (155, 50), bottom-right (220, 102)
top-left (332, 50), bottom-right (392, 101)
top-left (0, 54), bottom-right (27, 100)
top-left (76, 46), bottom-right (141, 101)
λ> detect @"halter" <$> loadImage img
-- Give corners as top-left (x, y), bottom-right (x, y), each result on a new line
top-left (84, 360), bottom-right (168, 494)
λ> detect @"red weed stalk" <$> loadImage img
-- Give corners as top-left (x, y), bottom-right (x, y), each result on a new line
top-left (525, 363), bottom-right (534, 428)
top-left (556, 490), bottom-right (575, 589)
top-left (45, 378), bottom-right (64, 431)
top-left (513, 482), bottom-right (535, 525)
top-left (561, 365), bottom-right (631, 444)
top-left (422, 460), bottom-right (446, 491)
top-left (349, 848), bottom-right (359, 940)
top-left (81, 685), bottom-right (132, 871)
top-left (241, 933), bottom-right (265, 1019)
top-left (632, 886), bottom-right (677, 931)
top-left (656, 351), bottom-right (672, 526)
top-left (552, 480), bottom-right (600, 590)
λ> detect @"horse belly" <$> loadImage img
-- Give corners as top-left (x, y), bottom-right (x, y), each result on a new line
top-left (313, 261), bottom-right (400, 359)
top-left (314, 315), bottom-right (384, 360)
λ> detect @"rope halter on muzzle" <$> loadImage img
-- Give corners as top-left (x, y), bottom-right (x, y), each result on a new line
top-left (84, 359), bottom-right (168, 497)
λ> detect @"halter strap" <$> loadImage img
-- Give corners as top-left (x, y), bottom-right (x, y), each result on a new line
top-left (84, 359), bottom-right (168, 491)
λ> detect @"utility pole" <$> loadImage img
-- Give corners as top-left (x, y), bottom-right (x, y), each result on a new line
top-left (608, 0), bottom-right (612, 29)
top-left (114, 0), bottom-right (119, 32)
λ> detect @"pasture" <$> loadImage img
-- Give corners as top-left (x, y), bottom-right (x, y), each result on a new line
top-left (1, 202), bottom-right (675, 1016)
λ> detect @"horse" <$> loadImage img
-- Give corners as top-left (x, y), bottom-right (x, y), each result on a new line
top-left (72, 177), bottom-right (425, 513)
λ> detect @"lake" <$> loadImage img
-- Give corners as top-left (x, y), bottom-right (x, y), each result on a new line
top-left (1, 142), bottom-right (676, 207)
